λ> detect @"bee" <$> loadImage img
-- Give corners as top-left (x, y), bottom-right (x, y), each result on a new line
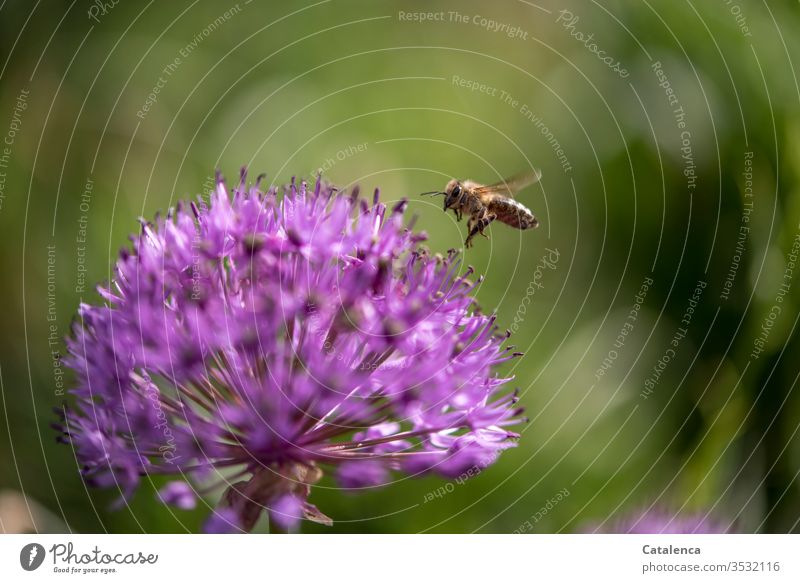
top-left (421, 170), bottom-right (541, 248)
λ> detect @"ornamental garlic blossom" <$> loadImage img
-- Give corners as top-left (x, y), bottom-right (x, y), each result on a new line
top-left (56, 171), bottom-right (524, 532)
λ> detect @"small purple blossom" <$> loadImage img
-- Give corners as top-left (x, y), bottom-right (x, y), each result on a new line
top-left (203, 507), bottom-right (241, 534)
top-left (268, 494), bottom-right (305, 532)
top-left (56, 171), bottom-right (524, 532)
top-left (586, 508), bottom-right (729, 534)
top-left (158, 481), bottom-right (197, 510)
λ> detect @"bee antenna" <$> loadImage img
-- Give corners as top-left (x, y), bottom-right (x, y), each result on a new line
top-left (419, 191), bottom-right (444, 196)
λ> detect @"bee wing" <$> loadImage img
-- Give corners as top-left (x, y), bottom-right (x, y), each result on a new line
top-left (473, 169), bottom-right (542, 198)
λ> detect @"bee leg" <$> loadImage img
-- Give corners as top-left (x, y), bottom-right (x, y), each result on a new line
top-left (478, 213), bottom-right (496, 239)
top-left (465, 216), bottom-right (484, 248)
top-left (464, 217), bottom-right (477, 248)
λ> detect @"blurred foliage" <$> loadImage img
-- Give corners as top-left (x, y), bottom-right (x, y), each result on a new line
top-left (1, 0), bottom-right (800, 533)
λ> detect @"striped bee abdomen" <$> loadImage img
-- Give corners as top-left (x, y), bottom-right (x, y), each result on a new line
top-left (488, 198), bottom-right (539, 230)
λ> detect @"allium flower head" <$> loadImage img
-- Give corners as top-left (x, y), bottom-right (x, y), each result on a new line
top-left (56, 170), bottom-right (524, 532)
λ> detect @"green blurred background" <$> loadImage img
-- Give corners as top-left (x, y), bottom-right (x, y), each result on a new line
top-left (1, 0), bottom-right (800, 533)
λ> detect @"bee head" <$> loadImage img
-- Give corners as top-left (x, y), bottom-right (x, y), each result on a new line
top-left (443, 179), bottom-right (462, 211)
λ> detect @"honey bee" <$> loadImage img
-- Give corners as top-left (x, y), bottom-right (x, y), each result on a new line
top-left (421, 170), bottom-right (541, 248)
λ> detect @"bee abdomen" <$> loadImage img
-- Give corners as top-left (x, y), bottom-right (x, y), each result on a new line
top-left (490, 199), bottom-right (539, 230)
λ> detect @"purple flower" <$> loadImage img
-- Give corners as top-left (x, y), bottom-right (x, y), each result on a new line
top-left (586, 508), bottom-right (729, 534)
top-left (268, 494), bottom-right (305, 532)
top-left (158, 481), bottom-right (197, 510)
top-left (203, 507), bottom-right (241, 534)
top-left (56, 170), bottom-right (524, 532)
